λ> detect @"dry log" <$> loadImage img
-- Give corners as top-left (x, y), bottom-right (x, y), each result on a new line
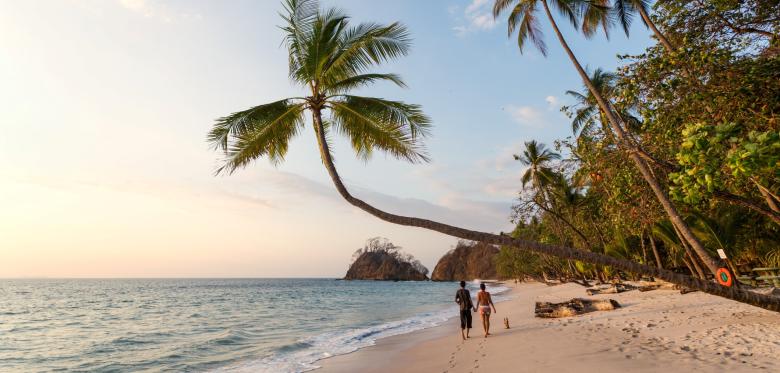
top-left (535, 298), bottom-right (621, 318)
top-left (586, 283), bottom-right (636, 295)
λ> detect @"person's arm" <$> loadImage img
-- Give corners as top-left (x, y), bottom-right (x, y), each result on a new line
top-left (489, 293), bottom-right (497, 313)
top-left (455, 290), bottom-right (462, 305)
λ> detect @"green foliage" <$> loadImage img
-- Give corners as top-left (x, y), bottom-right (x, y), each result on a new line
top-left (501, 0), bottom-right (780, 281)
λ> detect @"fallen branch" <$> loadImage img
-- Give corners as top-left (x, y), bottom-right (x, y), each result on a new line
top-left (535, 298), bottom-right (621, 318)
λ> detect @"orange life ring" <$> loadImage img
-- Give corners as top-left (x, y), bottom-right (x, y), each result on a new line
top-left (716, 267), bottom-right (733, 287)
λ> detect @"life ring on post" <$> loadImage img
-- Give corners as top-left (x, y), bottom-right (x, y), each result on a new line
top-left (716, 267), bottom-right (733, 287)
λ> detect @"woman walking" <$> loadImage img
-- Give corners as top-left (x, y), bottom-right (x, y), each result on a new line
top-left (477, 283), bottom-right (497, 338)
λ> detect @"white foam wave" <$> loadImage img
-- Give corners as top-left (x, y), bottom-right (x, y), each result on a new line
top-left (217, 308), bottom-right (452, 373)
top-left (215, 283), bottom-right (513, 373)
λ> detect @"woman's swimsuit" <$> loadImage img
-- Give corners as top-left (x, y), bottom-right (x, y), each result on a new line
top-left (478, 291), bottom-right (491, 315)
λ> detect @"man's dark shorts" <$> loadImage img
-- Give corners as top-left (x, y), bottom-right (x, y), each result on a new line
top-left (460, 309), bottom-right (472, 329)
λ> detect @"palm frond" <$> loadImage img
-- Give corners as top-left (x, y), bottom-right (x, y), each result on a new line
top-left (493, 0), bottom-right (518, 17)
top-left (329, 95), bottom-right (431, 163)
top-left (517, 5), bottom-right (547, 56)
top-left (308, 7), bottom-right (350, 81)
top-left (323, 22), bottom-right (411, 84)
top-left (611, 0), bottom-right (634, 36)
top-left (324, 73), bottom-right (406, 94)
top-left (565, 89), bottom-right (589, 103)
top-left (209, 99), bottom-right (306, 174)
top-left (281, 0), bottom-right (320, 84)
top-left (580, 0), bottom-right (612, 39)
top-left (550, 0), bottom-right (581, 30)
top-left (571, 106), bottom-right (596, 134)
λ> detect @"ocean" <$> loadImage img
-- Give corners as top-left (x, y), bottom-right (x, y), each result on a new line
top-left (0, 279), bottom-right (508, 372)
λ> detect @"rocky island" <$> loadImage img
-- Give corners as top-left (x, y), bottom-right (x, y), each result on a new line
top-left (431, 241), bottom-right (500, 281)
top-left (344, 237), bottom-right (429, 281)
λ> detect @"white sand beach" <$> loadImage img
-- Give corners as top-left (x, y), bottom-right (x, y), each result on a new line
top-left (316, 282), bottom-right (780, 373)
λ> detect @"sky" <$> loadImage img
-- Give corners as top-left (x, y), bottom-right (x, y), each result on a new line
top-left (0, 0), bottom-right (654, 278)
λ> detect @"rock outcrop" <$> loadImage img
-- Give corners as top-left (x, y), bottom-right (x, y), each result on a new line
top-left (431, 241), bottom-right (500, 281)
top-left (344, 237), bottom-right (429, 281)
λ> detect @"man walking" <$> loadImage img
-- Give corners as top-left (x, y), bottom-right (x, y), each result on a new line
top-left (455, 280), bottom-right (475, 340)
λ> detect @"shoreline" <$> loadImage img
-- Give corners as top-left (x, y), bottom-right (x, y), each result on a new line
top-left (313, 282), bottom-right (780, 373)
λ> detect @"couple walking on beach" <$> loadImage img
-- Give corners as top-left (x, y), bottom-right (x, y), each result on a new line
top-left (455, 281), bottom-right (496, 340)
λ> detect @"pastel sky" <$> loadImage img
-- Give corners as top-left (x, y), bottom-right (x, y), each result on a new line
top-left (0, 0), bottom-right (653, 277)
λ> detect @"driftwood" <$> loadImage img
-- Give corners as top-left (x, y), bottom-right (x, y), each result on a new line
top-left (637, 280), bottom-right (696, 293)
top-left (535, 298), bottom-right (621, 318)
top-left (586, 283), bottom-right (637, 295)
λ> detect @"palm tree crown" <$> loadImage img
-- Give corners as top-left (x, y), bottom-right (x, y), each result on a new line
top-left (515, 140), bottom-right (561, 189)
top-left (208, 0), bottom-right (431, 174)
top-left (492, 0), bottom-right (609, 56)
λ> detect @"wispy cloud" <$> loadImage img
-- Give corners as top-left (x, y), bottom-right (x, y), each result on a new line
top-left (453, 0), bottom-right (497, 37)
top-left (505, 104), bottom-right (542, 126)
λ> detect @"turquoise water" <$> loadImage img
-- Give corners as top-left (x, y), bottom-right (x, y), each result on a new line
top-left (0, 279), bottom-right (507, 372)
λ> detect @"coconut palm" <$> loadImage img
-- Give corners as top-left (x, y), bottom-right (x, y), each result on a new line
top-left (515, 141), bottom-right (591, 249)
top-left (565, 68), bottom-right (640, 139)
top-left (493, 0), bottom-right (720, 275)
top-left (210, 0), bottom-right (780, 311)
top-left (209, 2), bottom-right (430, 174)
top-left (515, 140), bottom-right (560, 189)
top-left (611, 0), bottom-right (674, 51)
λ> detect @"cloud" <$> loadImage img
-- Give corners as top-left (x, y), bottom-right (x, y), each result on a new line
top-left (545, 95), bottom-right (559, 109)
top-left (505, 105), bottom-right (542, 126)
top-left (453, 0), bottom-right (497, 36)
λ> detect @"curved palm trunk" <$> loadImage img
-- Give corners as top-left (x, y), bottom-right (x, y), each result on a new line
top-left (310, 109), bottom-right (780, 312)
top-left (540, 0), bottom-right (718, 275)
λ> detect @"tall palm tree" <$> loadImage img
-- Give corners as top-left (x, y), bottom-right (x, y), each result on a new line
top-left (493, 0), bottom-right (720, 275)
top-left (565, 67), bottom-right (640, 140)
top-left (515, 140), bottom-right (560, 190)
top-left (210, 0), bottom-right (780, 311)
top-left (611, 0), bottom-right (674, 51)
top-left (515, 141), bottom-right (591, 249)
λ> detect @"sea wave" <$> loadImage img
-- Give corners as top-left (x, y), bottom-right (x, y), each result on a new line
top-left (216, 282), bottom-right (512, 373)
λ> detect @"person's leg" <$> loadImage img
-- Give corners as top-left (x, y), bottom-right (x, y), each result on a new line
top-left (460, 310), bottom-right (467, 340)
top-left (465, 311), bottom-right (472, 338)
top-left (485, 314), bottom-right (491, 336)
top-left (481, 312), bottom-right (488, 337)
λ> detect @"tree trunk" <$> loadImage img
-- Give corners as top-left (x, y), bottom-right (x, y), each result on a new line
top-left (637, 5), bottom-right (674, 52)
top-left (648, 231), bottom-right (663, 269)
top-left (671, 222), bottom-right (707, 279)
top-left (540, 0), bottom-right (719, 275)
top-left (681, 255), bottom-right (697, 277)
top-left (309, 109), bottom-right (780, 312)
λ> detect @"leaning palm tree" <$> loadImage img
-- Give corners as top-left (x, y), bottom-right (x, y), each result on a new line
top-left (492, 0), bottom-right (720, 275)
top-left (210, 0), bottom-right (780, 311)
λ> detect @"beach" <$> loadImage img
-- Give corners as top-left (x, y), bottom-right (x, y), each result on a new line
top-left (315, 282), bottom-right (780, 373)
